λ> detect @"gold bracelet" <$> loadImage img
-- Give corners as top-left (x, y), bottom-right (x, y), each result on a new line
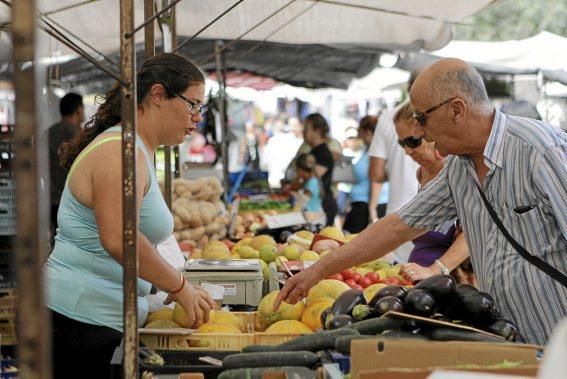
top-left (169, 272), bottom-right (185, 294)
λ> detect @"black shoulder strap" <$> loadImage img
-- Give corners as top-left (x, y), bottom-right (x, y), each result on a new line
top-left (475, 182), bottom-right (567, 288)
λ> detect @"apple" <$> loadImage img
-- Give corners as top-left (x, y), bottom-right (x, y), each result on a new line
top-left (352, 273), bottom-right (362, 283)
top-left (365, 272), bottom-right (380, 284)
top-left (328, 273), bottom-right (344, 281)
top-left (359, 277), bottom-right (373, 288)
top-left (341, 269), bottom-right (355, 280)
top-left (345, 279), bottom-right (357, 287)
top-left (352, 284), bottom-right (364, 291)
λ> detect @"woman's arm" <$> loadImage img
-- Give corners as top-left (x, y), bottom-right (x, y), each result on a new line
top-left (399, 230), bottom-right (469, 282)
top-left (92, 142), bottom-right (214, 327)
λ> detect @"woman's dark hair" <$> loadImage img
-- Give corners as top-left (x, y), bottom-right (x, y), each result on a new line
top-left (304, 113), bottom-right (329, 138)
top-left (295, 153), bottom-right (316, 173)
top-left (358, 115), bottom-right (378, 134)
top-left (60, 52), bottom-right (205, 169)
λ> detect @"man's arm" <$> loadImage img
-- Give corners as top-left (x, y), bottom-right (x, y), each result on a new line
top-left (275, 214), bottom-right (426, 306)
top-left (534, 145), bottom-right (567, 239)
top-left (275, 160), bottom-right (459, 308)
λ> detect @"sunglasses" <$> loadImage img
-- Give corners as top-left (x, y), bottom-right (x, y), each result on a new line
top-left (163, 83), bottom-right (205, 116)
top-left (398, 136), bottom-right (422, 149)
top-left (412, 96), bottom-right (458, 126)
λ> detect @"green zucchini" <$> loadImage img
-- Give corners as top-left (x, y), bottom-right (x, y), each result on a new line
top-left (241, 344), bottom-right (277, 353)
top-left (275, 328), bottom-right (359, 352)
top-left (218, 366), bottom-right (317, 379)
top-left (222, 351), bottom-right (320, 369)
top-left (429, 327), bottom-right (507, 343)
top-left (347, 316), bottom-right (406, 335)
top-left (334, 335), bottom-right (377, 355)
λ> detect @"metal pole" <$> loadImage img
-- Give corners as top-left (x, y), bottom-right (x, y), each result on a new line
top-left (171, 4), bottom-right (180, 179)
top-left (12, 0), bottom-right (52, 377)
top-left (144, 0), bottom-right (155, 58)
top-left (120, 0), bottom-right (138, 378)
top-left (160, 0), bottom-right (174, 209)
top-left (215, 41), bottom-right (230, 206)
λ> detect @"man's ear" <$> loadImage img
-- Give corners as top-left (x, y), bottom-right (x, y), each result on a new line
top-left (451, 98), bottom-right (466, 124)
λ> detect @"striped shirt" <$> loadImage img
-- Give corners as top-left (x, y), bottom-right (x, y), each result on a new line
top-left (398, 110), bottom-right (567, 345)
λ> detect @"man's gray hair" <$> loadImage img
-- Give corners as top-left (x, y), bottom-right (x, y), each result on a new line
top-left (430, 66), bottom-right (491, 112)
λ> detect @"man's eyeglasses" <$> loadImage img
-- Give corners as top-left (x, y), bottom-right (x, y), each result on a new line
top-left (163, 83), bottom-right (204, 116)
top-left (412, 96), bottom-right (458, 126)
top-left (398, 136), bottom-right (422, 149)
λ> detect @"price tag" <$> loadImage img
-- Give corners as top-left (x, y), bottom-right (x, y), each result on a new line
top-left (264, 212), bottom-right (306, 229)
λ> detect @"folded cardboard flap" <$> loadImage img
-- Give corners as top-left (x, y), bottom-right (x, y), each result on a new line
top-left (351, 339), bottom-right (543, 379)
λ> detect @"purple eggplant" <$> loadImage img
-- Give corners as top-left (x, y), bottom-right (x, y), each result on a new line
top-left (331, 289), bottom-right (366, 316)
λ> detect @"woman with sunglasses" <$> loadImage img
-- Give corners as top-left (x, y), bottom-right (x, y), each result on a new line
top-left (44, 53), bottom-right (216, 378)
top-left (392, 102), bottom-right (470, 283)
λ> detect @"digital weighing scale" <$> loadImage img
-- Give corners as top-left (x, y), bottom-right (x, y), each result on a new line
top-left (183, 259), bottom-right (264, 307)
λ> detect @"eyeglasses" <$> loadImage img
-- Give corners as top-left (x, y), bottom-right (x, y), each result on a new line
top-left (398, 136), bottom-right (422, 149)
top-left (412, 96), bottom-right (458, 126)
top-left (163, 83), bottom-right (204, 116)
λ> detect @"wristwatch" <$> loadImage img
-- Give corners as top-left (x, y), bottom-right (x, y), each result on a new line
top-left (434, 259), bottom-right (450, 275)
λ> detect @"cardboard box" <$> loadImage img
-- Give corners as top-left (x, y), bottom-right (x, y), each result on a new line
top-left (351, 339), bottom-right (543, 379)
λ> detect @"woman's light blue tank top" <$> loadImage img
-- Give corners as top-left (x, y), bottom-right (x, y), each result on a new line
top-left (44, 126), bottom-right (174, 332)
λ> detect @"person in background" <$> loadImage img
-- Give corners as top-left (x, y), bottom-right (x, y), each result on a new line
top-left (290, 153), bottom-right (323, 213)
top-left (367, 72), bottom-right (423, 263)
top-left (48, 92), bottom-right (85, 245)
top-left (342, 116), bottom-right (389, 233)
top-left (263, 119), bottom-right (302, 188)
top-left (240, 120), bottom-right (261, 171)
top-left (45, 53), bottom-right (215, 377)
top-left (392, 103), bottom-right (469, 282)
top-left (336, 127), bottom-right (359, 228)
top-left (357, 115), bottom-right (389, 222)
top-left (301, 113), bottom-right (338, 226)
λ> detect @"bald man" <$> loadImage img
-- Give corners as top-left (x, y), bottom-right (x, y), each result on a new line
top-left (275, 58), bottom-right (567, 345)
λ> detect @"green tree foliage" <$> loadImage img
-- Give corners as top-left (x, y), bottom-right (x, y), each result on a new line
top-left (454, 0), bottom-right (567, 41)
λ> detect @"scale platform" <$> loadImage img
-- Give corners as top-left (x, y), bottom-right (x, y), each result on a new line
top-left (183, 259), bottom-right (263, 307)
top-left (185, 259), bottom-right (261, 272)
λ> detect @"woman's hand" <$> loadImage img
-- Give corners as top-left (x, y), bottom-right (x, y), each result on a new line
top-left (399, 262), bottom-right (440, 283)
top-left (164, 283), bottom-right (216, 328)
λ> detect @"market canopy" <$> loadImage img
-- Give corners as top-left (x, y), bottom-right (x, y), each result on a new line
top-left (0, 0), bottom-right (494, 89)
top-left (396, 31), bottom-right (567, 85)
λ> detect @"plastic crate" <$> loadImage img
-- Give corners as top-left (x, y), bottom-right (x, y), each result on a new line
top-left (0, 319), bottom-right (16, 346)
top-left (139, 331), bottom-right (255, 352)
top-left (0, 289), bottom-right (16, 319)
top-left (110, 347), bottom-right (233, 379)
top-left (139, 311), bottom-right (256, 351)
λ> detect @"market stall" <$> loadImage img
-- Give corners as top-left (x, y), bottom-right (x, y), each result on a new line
top-left (7, 1), bottom-right (559, 379)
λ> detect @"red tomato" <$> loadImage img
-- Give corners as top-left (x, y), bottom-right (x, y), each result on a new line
top-left (383, 278), bottom-right (401, 285)
top-left (352, 284), bottom-right (364, 291)
top-left (365, 272), bottom-right (380, 284)
top-left (327, 273), bottom-right (344, 282)
top-left (341, 269), bottom-right (355, 280)
top-left (352, 273), bottom-right (362, 283)
top-left (344, 279), bottom-right (357, 288)
top-left (359, 277), bottom-right (373, 288)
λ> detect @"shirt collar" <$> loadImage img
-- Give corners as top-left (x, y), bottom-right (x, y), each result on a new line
top-left (483, 109), bottom-right (507, 168)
